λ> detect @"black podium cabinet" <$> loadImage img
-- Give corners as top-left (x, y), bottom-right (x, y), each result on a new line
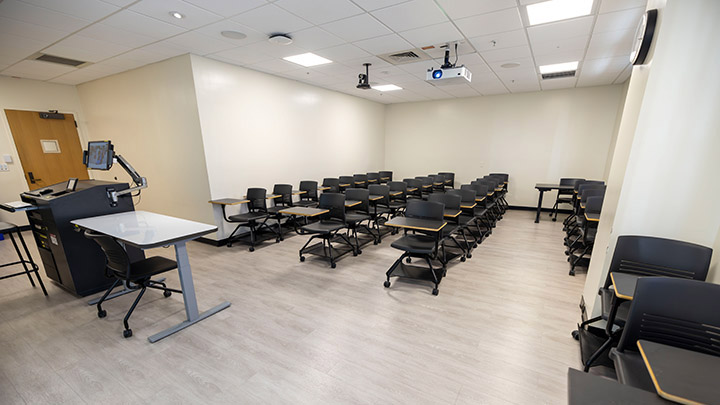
top-left (20, 180), bottom-right (144, 296)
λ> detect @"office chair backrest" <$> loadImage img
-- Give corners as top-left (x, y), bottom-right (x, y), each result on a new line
top-left (368, 184), bottom-right (390, 206)
top-left (322, 178), bottom-right (340, 193)
top-left (428, 192), bottom-right (461, 210)
top-left (388, 181), bottom-right (407, 192)
top-left (367, 172), bottom-right (380, 182)
top-left (339, 176), bottom-right (354, 186)
top-left (560, 178), bottom-right (585, 186)
top-left (345, 188), bottom-right (370, 213)
top-left (578, 184), bottom-right (606, 198)
top-left (580, 188), bottom-right (606, 203)
top-left (464, 183), bottom-right (488, 198)
top-left (404, 178), bottom-right (421, 188)
top-left (299, 180), bottom-right (318, 201)
top-left (353, 174), bottom-right (368, 187)
top-left (447, 188), bottom-right (475, 204)
top-left (608, 235), bottom-right (712, 282)
top-left (585, 196), bottom-right (604, 214)
top-left (417, 177), bottom-right (433, 188)
top-left (84, 230), bottom-right (130, 279)
top-left (318, 193), bottom-right (345, 223)
top-left (616, 277), bottom-right (720, 356)
top-left (379, 171), bottom-right (393, 181)
top-left (246, 188), bottom-right (267, 212)
top-left (405, 200), bottom-right (444, 221)
top-left (272, 184), bottom-right (293, 206)
top-left (438, 172), bottom-right (454, 182)
top-left (489, 173), bottom-right (508, 182)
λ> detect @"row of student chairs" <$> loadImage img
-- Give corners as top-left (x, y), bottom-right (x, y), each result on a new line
top-left (552, 178), bottom-right (607, 275)
top-left (572, 235), bottom-right (717, 399)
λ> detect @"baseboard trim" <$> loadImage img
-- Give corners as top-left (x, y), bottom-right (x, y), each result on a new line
top-left (196, 236), bottom-right (227, 247)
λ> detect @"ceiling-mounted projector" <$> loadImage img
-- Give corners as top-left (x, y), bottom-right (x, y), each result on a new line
top-left (426, 43), bottom-right (472, 86)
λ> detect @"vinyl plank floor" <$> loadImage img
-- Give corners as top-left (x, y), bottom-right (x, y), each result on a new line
top-left (0, 210), bottom-right (585, 404)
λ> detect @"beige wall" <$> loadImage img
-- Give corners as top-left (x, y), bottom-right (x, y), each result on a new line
top-left (0, 76), bottom-right (89, 225)
top-left (189, 55), bottom-right (386, 239)
top-left (384, 85), bottom-right (624, 207)
top-left (77, 54), bottom-right (214, 225)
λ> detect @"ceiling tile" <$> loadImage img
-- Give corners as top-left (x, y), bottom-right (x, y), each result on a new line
top-left (435, 0), bottom-right (516, 20)
top-left (433, 83), bottom-right (479, 98)
top-left (0, 16), bottom-right (67, 46)
top-left (281, 67), bottom-right (330, 82)
top-left (232, 4), bottom-right (313, 35)
top-left (469, 75), bottom-right (509, 95)
top-left (531, 35), bottom-right (589, 56)
top-left (481, 44), bottom-right (531, 63)
top-left (0, 33), bottom-right (48, 65)
top-left (399, 22), bottom-right (463, 49)
top-left (599, 0), bottom-right (648, 14)
top-left (76, 23), bottom-right (157, 48)
top-left (247, 58), bottom-right (298, 73)
top-left (614, 65), bottom-right (632, 83)
top-left (585, 28), bottom-right (635, 60)
top-left (577, 72), bottom-right (619, 87)
top-left (312, 62), bottom-right (358, 76)
top-left (240, 41), bottom-right (310, 59)
top-left (129, 0), bottom-right (223, 30)
top-left (164, 31), bottom-right (239, 55)
top-left (540, 76), bottom-right (577, 90)
top-left (98, 0), bottom-right (135, 6)
top-left (21, 0), bottom-right (119, 21)
top-left (193, 20), bottom-right (267, 46)
top-left (469, 29), bottom-right (528, 52)
top-left (455, 8), bottom-right (523, 38)
top-left (371, 0), bottom-right (447, 32)
top-left (534, 49), bottom-right (585, 66)
top-left (2, 59), bottom-right (77, 80)
top-left (350, 0), bottom-right (410, 12)
top-left (102, 10), bottom-right (186, 40)
top-left (0, 0), bottom-right (92, 32)
top-left (136, 42), bottom-right (189, 59)
top-left (487, 56), bottom-right (535, 72)
top-left (527, 16), bottom-right (594, 46)
top-left (182, 0), bottom-right (267, 18)
top-left (208, 46), bottom-right (275, 66)
top-left (398, 60), bottom-right (437, 78)
top-left (594, 7), bottom-right (644, 33)
top-left (44, 34), bottom-right (132, 62)
top-left (422, 41), bottom-right (475, 58)
top-left (320, 13), bottom-right (391, 42)
top-left (342, 55), bottom-right (392, 69)
top-left (580, 55), bottom-right (629, 77)
top-left (290, 27), bottom-right (345, 51)
top-left (314, 44), bottom-right (371, 62)
top-left (353, 34), bottom-right (412, 55)
top-left (274, 0), bottom-right (363, 25)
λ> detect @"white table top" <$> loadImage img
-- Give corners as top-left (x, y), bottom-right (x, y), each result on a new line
top-left (71, 210), bottom-right (217, 249)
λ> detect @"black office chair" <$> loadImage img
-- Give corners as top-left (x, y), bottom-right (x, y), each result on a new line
top-left (609, 277), bottom-right (720, 391)
top-left (551, 178), bottom-right (584, 221)
top-left (339, 176), bottom-right (354, 192)
top-left (353, 174), bottom-right (368, 189)
top-left (428, 192), bottom-right (467, 264)
top-left (368, 184), bottom-right (392, 241)
top-left (322, 178), bottom-right (340, 193)
top-left (568, 195), bottom-right (604, 276)
top-left (266, 184), bottom-right (293, 240)
top-left (467, 183), bottom-right (497, 228)
top-left (447, 188), bottom-right (479, 255)
top-left (384, 200), bottom-right (445, 295)
top-left (387, 181), bottom-right (408, 217)
top-left (298, 193), bottom-right (355, 268)
top-left (416, 176), bottom-right (434, 196)
top-left (404, 178), bottom-right (423, 199)
top-left (0, 222), bottom-right (47, 296)
top-left (488, 173), bottom-right (508, 191)
top-left (227, 188), bottom-right (279, 251)
top-left (295, 180), bottom-right (319, 208)
top-left (379, 170), bottom-right (393, 183)
top-left (367, 172), bottom-right (380, 185)
top-left (345, 188), bottom-right (377, 251)
top-left (576, 235), bottom-right (712, 371)
top-left (438, 172), bottom-right (455, 188)
top-left (431, 174), bottom-right (446, 192)
top-left (84, 230), bottom-right (180, 338)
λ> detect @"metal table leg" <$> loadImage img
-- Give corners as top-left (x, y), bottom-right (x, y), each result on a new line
top-left (535, 189), bottom-right (545, 223)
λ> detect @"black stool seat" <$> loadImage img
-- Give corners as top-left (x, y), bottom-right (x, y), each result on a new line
top-left (301, 219), bottom-right (345, 234)
top-left (391, 235), bottom-right (436, 254)
top-left (228, 212), bottom-right (268, 222)
top-left (129, 257), bottom-right (178, 280)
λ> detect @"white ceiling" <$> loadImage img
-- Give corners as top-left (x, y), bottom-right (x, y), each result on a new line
top-left (0, 0), bottom-right (646, 104)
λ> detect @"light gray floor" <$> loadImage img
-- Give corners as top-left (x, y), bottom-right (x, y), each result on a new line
top-left (0, 210), bottom-right (585, 404)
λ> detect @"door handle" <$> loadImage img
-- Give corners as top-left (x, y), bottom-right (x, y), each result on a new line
top-left (28, 172), bottom-right (41, 184)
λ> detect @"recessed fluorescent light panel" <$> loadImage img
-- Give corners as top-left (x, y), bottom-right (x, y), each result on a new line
top-left (373, 84), bottom-right (402, 91)
top-left (526, 0), bottom-right (593, 25)
top-left (283, 53), bottom-right (332, 67)
top-left (539, 61), bottom-right (579, 74)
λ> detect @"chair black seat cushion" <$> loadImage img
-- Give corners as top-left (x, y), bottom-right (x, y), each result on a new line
top-left (609, 349), bottom-right (655, 392)
top-left (346, 212), bottom-right (371, 223)
top-left (458, 214), bottom-right (475, 226)
top-left (473, 208), bottom-right (488, 217)
top-left (0, 222), bottom-right (18, 233)
top-left (301, 220), bottom-right (345, 234)
top-left (294, 200), bottom-right (318, 207)
top-left (391, 234), bottom-right (436, 254)
top-left (129, 256), bottom-right (177, 281)
top-left (228, 212), bottom-right (268, 222)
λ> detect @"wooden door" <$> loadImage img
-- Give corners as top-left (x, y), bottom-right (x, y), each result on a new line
top-left (5, 109), bottom-right (89, 189)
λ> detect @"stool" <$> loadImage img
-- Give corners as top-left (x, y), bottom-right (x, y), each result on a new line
top-left (0, 222), bottom-right (47, 295)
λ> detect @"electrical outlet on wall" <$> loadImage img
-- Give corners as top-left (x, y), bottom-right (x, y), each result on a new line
top-left (0, 163), bottom-right (9, 171)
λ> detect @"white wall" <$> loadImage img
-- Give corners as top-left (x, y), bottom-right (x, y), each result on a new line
top-left (77, 54), bottom-right (214, 225)
top-left (189, 55), bottom-right (386, 239)
top-left (384, 85), bottom-right (624, 207)
top-left (0, 76), bottom-right (89, 225)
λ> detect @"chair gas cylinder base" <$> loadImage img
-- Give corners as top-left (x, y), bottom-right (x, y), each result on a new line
top-left (0, 222), bottom-right (48, 296)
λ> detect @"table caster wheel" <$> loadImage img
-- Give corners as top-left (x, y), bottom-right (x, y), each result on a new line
top-left (97, 309), bottom-right (107, 318)
top-left (330, 262), bottom-right (337, 269)
top-left (300, 256), bottom-right (305, 262)
top-left (249, 247), bottom-right (255, 252)
top-left (163, 290), bottom-right (172, 298)
top-left (384, 281), bottom-right (391, 288)
top-left (432, 288), bottom-right (439, 296)
top-left (123, 329), bottom-right (132, 338)
top-left (460, 256), bottom-right (466, 262)
top-left (572, 330), bottom-right (580, 340)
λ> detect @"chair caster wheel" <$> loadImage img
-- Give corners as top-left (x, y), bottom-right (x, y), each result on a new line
top-left (432, 288), bottom-right (439, 296)
top-left (569, 270), bottom-right (576, 276)
top-left (276, 238), bottom-right (281, 243)
top-left (123, 329), bottom-right (132, 338)
top-left (467, 253), bottom-right (472, 259)
top-left (357, 249), bottom-right (362, 255)
top-left (406, 257), bottom-right (411, 263)
top-left (460, 256), bottom-right (466, 262)
top-left (552, 218), bottom-right (557, 222)
top-left (97, 309), bottom-right (107, 318)
top-left (330, 262), bottom-right (337, 269)
top-left (373, 240), bottom-right (378, 245)
top-left (249, 247), bottom-right (255, 252)
top-left (163, 290), bottom-right (172, 298)
top-left (300, 256), bottom-right (305, 262)
top-left (353, 251), bottom-right (358, 256)
top-left (572, 330), bottom-right (580, 340)
top-left (384, 281), bottom-right (391, 288)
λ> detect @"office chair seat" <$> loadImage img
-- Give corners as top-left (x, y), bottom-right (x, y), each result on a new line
top-left (301, 219), bottom-right (345, 234)
top-left (391, 234), bottom-right (436, 255)
top-left (473, 207), bottom-right (488, 217)
top-left (458, 214), bottom-right (476, 226)
top-left (129, 256), bottom-right (178, 281)
top-left (228, 212), bottom-right (268, 222)
top-left (441, 224), bottom-right (458, 237)
top-left (388, 201), bottom-right (405, 209)
top-left (294, 200), bottom-right (318, 208)
top-left (345, 212), bottom-right (371, 223)
top-left (608, 349), bottom-right (655, 392)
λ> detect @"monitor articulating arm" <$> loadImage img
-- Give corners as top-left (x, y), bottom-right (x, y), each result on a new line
top-left (108, 154), bottom-right (147, 204)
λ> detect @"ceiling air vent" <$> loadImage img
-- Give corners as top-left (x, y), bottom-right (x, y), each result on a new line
top-left (32, 53), bottom-right (88, 67)
top-left (542, 70), bottom-right (576, 80)
top-left (378, 48), bottom-right (432, 65)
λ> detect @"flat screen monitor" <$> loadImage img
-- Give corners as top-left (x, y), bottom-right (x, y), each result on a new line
top-left (86, 141), bottom-right (113, 170)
